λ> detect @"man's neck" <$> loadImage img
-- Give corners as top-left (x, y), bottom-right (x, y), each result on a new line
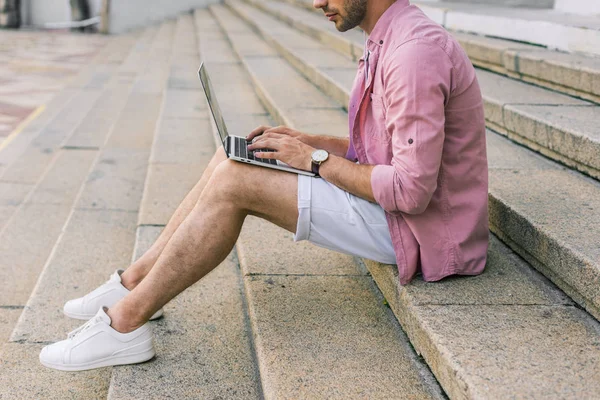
top-left (360, 0), bottom-right (397, 35)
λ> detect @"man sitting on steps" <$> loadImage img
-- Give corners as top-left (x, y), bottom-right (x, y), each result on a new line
top-left (40, 0), bottom-right (488, 371)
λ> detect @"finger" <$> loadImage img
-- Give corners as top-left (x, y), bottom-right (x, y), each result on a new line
top-left (248, 138), bottom-right (280, 151)
top-left (256, 131), bottom-right (286, 142)
top-left (264, 125), bottom-right (289, 135)
top-left (254, 150), bottom-right (278, 159)
top-left (246, 125), bottom-right (271, 140)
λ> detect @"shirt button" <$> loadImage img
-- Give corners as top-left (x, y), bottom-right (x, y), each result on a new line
top-left (408, 138), bottom-right (414, 144)
top-left (379, 40), bottom-right (383, 44)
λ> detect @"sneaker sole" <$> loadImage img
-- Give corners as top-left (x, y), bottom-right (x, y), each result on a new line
top-left (63, 308), bottom-right (164, 321)
top-left (40, 347), bottom-right (156, 372)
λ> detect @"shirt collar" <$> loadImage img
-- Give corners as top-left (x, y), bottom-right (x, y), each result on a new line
top-left (366, 0), bottom-right (410, 47)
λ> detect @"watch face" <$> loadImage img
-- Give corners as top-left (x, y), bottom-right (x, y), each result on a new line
top-left (312, 149), bottom-right (329, 163)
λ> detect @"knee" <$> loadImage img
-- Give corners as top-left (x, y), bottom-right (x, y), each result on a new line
top-left (206, 159), bottom-right (250, 201)
top-left (211, 146), bottom-right (228, 165)
top-left (199, 146), bottom-right (228, 183)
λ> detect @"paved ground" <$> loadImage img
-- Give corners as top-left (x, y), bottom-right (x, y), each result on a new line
top-left (0, 29), bottom-right (107, 148)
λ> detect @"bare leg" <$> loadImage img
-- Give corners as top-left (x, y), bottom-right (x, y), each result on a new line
top-left (107, 159), bottom-right (299, 333)
top-left (119, 147), bottom-right (228, 290)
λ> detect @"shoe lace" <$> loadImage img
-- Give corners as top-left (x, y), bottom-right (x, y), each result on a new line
top-left (68, 315), bottom-right (103, 340)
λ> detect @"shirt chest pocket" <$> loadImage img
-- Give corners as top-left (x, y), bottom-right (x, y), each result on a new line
top-left (366, 93), bottom-right (391, 143)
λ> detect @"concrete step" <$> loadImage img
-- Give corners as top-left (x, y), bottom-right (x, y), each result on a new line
top-left (138, 14), bottom-right (213, 227)
top-left (0, 27), bottom-right (163, 349)
top-left (475, 69), bottom-right (599, 180)
top-left (0, 89), bottom-right (78, 184)
top-left (63, 27), bottom-right (159, 150)
top-left (214, 3), bottom-right (600, 397)
top-left (0, 150), bottom-right (96, 346)
top-left (0, 20), bottom-right (175, 399)
top-left (0, 209), bottom-right (137, 398)
top-left (203, 6), bottom-right (447, 398)
top-left (108, 231), bottom-right (262, 399)
top-left (448, 32), bottom-right (600, 104)
top-left (243, 0), bottom-right (600, 181)
top-left (0, 32), bottom-right (140, 180)
top-left (0, 30), bottom-right (148, 234)
top-left (364, 235), bottom-right (600, 399)
top-left (413, 1), bottom-right (600, 56)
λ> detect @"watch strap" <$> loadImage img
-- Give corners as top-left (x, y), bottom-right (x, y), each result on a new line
top-left (311, 160), bottom-right (321, 176)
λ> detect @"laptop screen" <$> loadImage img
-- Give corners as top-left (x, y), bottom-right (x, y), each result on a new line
top-left (198, 63), bottom-right (229, 146)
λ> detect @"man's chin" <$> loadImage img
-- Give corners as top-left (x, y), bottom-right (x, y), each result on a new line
top-left (333, 17), bottom-right (360, 33)
top-left (334, 21), bottom-right (352, 32)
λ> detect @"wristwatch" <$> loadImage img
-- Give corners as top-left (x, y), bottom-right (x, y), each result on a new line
top-left (311, 149), bottom-right (329, 176)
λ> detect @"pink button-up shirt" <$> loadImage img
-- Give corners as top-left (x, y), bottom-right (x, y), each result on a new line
top-left (347, 0), bottom-right (489, 284)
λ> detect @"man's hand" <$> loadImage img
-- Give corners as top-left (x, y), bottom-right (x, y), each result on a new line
top-left (247, 125), bottom-right (374, 203)
top-left (246, 125), bottom-right (306, 143)
top-left (248, 125), bottom-right (350, 158)
top-left (247, 129), bottom-right (315, 172)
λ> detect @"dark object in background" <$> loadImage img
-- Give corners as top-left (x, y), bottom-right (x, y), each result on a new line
top-left (70, 0), bottom-right (92, 32)
top-left (0, 0), bottom-right (21, 29)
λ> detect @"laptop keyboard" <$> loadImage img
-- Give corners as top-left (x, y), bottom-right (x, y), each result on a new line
top-left (234, 136), bottom-right (277, 165)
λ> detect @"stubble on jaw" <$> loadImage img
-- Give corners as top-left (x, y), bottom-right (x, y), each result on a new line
top-left (335, 0), bottom-right (368, 32)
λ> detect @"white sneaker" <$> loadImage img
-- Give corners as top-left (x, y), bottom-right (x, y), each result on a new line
top-left (39, 307), bottom-right (155, 371)
top-left (63, 269), bottom-right (163, 320)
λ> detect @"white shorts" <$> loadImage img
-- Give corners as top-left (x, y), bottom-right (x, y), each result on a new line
top-left (293, 175), bottom-right (397, 264)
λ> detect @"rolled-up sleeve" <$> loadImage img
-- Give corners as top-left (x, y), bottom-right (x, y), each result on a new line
top-left (371, 39), bottom-right (452, 215)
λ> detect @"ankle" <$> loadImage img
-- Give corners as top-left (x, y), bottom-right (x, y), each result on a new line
top-left (120, 270), bottom-right (143, 291)
top-left (105, 307), bottom-right (144, 334)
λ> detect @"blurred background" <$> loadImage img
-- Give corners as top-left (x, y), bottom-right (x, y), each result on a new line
top-left (0, 0), bottom-right (223, 33)
top-left (1, 0), bottom-right (599, 33)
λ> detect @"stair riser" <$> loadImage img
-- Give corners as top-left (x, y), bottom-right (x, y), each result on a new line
top-left (452, 39), bottom-right (600, 104)
top-left (488, 198), bottom-right (600, 320)
top-left (486, 112), bottom-right (600, 180)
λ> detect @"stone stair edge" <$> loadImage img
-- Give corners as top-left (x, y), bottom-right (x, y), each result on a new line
top-left (210, 3), bottom-right (600, 397)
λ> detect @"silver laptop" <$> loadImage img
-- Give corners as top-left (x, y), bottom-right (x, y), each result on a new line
top-left (198, 63), bottom-right (315, 177)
